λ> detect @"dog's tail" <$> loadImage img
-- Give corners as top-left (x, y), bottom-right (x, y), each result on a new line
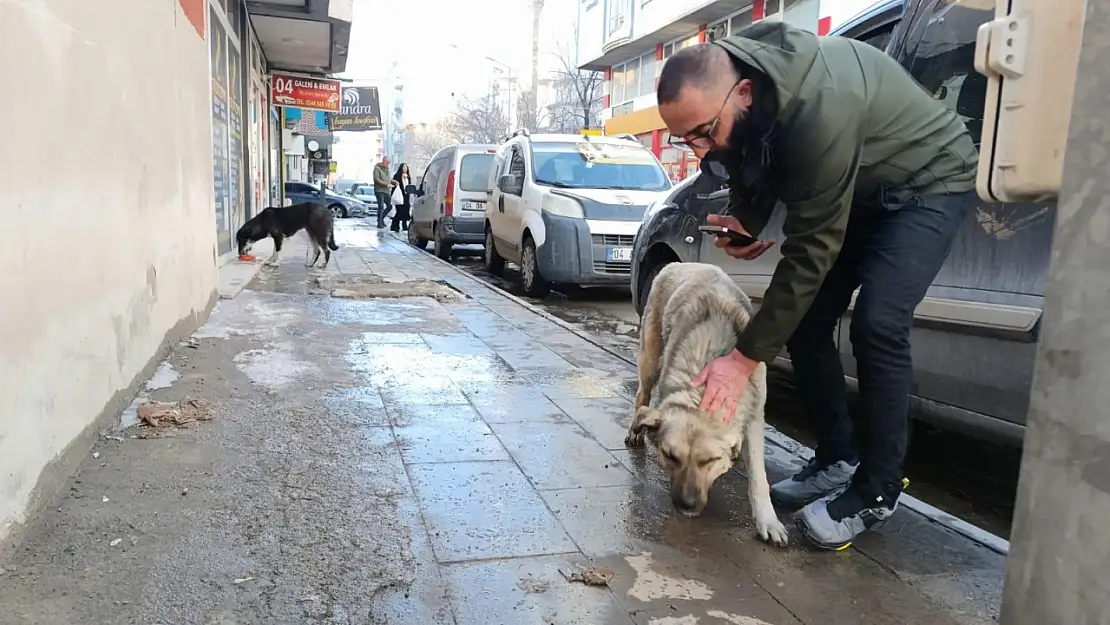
top-left (328, 231), bottom-right (339, 251)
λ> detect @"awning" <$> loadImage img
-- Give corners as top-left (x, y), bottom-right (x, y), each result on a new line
top-left (246, 0), bottom-right (352, 74)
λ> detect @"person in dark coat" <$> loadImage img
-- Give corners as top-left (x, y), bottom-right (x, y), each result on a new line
top-left (390, 163), bottom-right (413, 232)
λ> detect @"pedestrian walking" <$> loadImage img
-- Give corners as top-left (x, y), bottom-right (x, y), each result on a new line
top-left (372, 156), bottom-right (394, 229)
top-left (390, 163), bottom-right (413, 232)
top-left (656, 21), bottom-right (977, 549)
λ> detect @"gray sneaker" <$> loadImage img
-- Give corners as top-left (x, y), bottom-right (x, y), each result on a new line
top-left (770, 458), bottom-right (857, 508)
top-left (794, 478), bottom-right (909, 551)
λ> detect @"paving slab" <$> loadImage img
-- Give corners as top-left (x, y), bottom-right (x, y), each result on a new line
top-left (0, 223), bottom-right (1004, 625)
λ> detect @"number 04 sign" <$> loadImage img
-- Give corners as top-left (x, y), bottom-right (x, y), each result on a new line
top-left (270, 72), bottom-right (342, 113)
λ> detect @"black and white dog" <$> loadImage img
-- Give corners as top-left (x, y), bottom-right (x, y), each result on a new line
top-left (236, 202), bottom-right (339, 268)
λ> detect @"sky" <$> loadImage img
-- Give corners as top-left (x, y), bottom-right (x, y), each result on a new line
top-left (342, 0), bottom-right (578, 123)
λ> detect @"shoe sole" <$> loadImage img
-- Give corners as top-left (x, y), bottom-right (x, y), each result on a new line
top-left (796, 478), bottom-right (910, 552)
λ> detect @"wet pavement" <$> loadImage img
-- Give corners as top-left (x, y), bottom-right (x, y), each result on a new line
top-left (449, 248), bottom-right (1021, 540)
top-left (0, 222), bottom-right (1004, 624)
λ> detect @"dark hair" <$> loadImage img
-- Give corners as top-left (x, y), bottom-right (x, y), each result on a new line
top-left (657, 44), bottom-right (738, 104)
top-left (393, 163), bottom-right (408, 182)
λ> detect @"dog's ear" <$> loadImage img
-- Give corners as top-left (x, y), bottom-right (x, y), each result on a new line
top-left (631, 406), bottom-right (663, 436)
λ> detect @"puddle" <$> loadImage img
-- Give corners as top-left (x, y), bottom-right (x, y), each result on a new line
top-left (625, 552), bottom-right (713, 603)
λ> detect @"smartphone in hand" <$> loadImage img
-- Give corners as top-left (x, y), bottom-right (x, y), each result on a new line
top-left (697, 224), bottom-right (759, 247)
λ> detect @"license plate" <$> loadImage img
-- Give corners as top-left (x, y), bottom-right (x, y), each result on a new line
top-left (461, 200), bottom-right (485, 211)
top-left (606, 247), bottom-right (633, 262)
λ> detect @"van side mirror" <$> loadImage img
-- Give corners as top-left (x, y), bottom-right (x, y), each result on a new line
top-left (499, 174), bottom-right (518, 193)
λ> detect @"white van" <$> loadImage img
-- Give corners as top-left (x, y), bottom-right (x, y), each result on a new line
top-left (409, 143), bottom-right (499, 259)
top-left (483, 131), bottom-right (671, 296)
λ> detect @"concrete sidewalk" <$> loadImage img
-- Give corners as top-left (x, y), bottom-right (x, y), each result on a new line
top-left (0, 223), bottom-right (1004, 625)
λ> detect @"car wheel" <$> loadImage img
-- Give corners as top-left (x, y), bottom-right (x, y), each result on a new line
top-left (520, 235), bottom-right (551, 298)
top-left (484, 227), bottom-right (505, 275)
top-left (636, 260), bottom-right (672, 317)
top-left (408, 224), bottom-right (428, 249)
top-left (328, 204), bottom-right (346, 219)
top-left (433, 223), bottom-right (453, 260)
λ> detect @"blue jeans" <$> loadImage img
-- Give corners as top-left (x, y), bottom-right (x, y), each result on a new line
top-left (785, 192), bottom-right (971, 499)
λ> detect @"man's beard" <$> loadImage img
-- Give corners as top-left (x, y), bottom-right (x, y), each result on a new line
top-left (706, 108), bottom-right (751, 167)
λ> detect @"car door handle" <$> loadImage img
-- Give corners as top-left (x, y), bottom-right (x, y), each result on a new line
top-left (498, 196), bottom-right (505, 213)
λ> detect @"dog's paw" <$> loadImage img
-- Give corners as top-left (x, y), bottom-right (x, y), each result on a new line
top-left (756, 517), bottom-right (790, 548)
top-left (624, 429), bottom-right (646, 448)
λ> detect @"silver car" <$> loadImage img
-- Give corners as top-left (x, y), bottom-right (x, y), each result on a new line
top-left (408, 144), bottom-right (499, 259)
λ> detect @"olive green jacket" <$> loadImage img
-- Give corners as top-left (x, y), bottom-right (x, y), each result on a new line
top-left (373, 163), bottom-right (392, 193)
top-left (714, 22), bottom-right (978, 363)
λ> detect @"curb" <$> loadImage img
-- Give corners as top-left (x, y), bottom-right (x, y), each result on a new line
top-left (395, 233), bottom-right (1011, 557)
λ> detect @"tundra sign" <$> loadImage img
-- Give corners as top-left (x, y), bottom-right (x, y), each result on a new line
top-left (331, 86), bottom-right (382, 131)
top-left (270, 72), bottom-right (341, 113)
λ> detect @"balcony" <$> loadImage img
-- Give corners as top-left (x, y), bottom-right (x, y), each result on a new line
top-left (246, 0), bottom-right (353, 74)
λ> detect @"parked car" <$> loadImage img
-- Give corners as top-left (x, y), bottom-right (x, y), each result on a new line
top-left (284, 181), bottom-right (370, 218)
top-left (409, 144), bottom-right (499, 259)
top-left (631, 0), bottom-right (1048, 449)
top-left (484, 130), bottom-right (672, 296)
top-left (346, 182), bottom-right (381, 215)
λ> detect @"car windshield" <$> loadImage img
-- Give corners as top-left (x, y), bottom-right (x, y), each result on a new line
top-left (530, 141), bottom-right (670, 192)
top-left (459, 153), bottom-right (495, 192)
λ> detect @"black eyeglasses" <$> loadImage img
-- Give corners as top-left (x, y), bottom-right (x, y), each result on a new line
top-left (668, 79), bottom-right (742, 151)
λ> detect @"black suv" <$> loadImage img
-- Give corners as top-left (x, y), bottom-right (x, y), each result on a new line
top-left (630, 0), bottom-right (1053, 448)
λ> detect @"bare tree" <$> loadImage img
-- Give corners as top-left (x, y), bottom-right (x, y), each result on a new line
top-left (546, 22), bottom-right (603, 133)
top-left (444, 94), bottom-right (511, 144)
top-left (515, 87), bottom-right (539, 132)
top-left (404, 121), bottom-right (453, 174)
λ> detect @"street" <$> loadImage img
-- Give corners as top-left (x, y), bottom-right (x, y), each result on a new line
top-left (442, 243), bottom-right (1021, 541)
top-left (0, 222), bottom-right (1005, 624)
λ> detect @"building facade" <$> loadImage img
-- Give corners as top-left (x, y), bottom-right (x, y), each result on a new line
top-left (577, 0), bottom-right (868, 182)
top-left (0, 0), bottom-right (352, 543)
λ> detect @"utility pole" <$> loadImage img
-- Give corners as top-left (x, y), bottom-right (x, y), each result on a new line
top-left (999, 1), bottom-right (1110, 623)
top-left (530, 0), bottom-right (544, 130)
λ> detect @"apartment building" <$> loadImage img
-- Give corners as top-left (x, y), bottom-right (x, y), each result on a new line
top-left (577, 0), bottom-right (873, 181)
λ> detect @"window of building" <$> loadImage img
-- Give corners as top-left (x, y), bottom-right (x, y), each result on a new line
top-left (729, 9), bottom-right (753, 34)
top-left (639, 52), bottom-right (656, 96)
top-left (610, 52), bottom-right (656, 106)
top-left (607, 0), bottom-right (631, 37)
top-left (662, 32), bottom-right (698, 63)
top-left (611, 64), bottom-right (626, 105)
top-left (765, 0), bottom-right (782, 16)
top-left (623, 56), bottom-right (639, 101)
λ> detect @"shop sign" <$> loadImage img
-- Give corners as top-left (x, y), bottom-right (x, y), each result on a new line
top-left (332, 86), bottom-right (382, 131)
top-left (271, 72), bottom-right (341, 113)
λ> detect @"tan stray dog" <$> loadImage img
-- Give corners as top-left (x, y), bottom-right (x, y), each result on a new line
top-left (625, 262), bottom-right (789, 546)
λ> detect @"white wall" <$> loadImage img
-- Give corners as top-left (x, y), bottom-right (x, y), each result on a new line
top-left (635, 0), bottom-right (715, 39)
top-left (577, 0), bottom-right (606, 69)
top-left (0, 0), bottom-right (218, 541)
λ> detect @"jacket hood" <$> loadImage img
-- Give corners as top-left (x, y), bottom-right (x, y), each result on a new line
top-left (713, 21), bottom-right (821, 122)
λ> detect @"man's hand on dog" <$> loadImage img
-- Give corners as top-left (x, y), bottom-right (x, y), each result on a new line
top-left (690, 349), bottom-right (761, 422)
top-left (707, 214), bottom-right (775, 260)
